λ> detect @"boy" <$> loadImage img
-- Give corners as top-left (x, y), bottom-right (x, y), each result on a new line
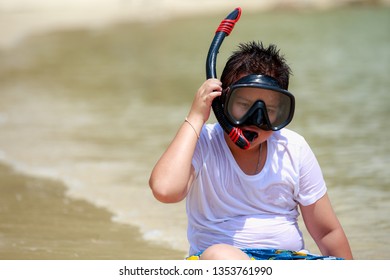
top-left (149, 41), bottom-right (353, 260)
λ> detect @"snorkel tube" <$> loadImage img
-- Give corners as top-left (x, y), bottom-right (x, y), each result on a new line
top-left (206, 7), bottom-right (250, 150)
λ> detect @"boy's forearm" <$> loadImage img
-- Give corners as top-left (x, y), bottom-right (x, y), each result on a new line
top-left (317, 228), bottom-right (353, 260)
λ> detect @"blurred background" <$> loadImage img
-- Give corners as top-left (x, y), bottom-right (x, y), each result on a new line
top-left (0, 0), bottom-right (389, 259)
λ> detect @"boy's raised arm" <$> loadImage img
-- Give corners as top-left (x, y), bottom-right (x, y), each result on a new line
top-left (149, 79), bottom-right (222, 203)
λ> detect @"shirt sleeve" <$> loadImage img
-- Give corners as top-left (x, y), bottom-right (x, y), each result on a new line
top-left (191, 126), bottom-right (207, 175)
top-left (296, 138), bottom-right (327, 206)
top-left (192, 142), bottom-right (201, 175)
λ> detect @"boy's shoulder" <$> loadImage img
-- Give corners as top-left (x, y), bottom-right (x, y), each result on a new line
top-left (270, 128), bottom-right (306, 146)
top-left (203, 123), bottom-right (222, 136)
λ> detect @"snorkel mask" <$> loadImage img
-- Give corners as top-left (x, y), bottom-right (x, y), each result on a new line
top-left (224, 74), bottom-right (295, 131)
top-left (206, 8), bottom-right (295, 149)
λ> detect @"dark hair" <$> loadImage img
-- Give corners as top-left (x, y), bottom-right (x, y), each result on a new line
top-left (220, 41), bottom-right (292, 90)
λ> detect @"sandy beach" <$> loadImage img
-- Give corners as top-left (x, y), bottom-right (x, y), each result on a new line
top-left (0, 0), bottom-right (268, 49)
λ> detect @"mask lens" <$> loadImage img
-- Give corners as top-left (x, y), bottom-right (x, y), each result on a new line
top-left (226, 87), bottom-right (293, 130)
top-left (227, 88), bottom-right (254, 121)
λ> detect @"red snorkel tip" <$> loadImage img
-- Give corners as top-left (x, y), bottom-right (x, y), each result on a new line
top-left (215, 7), bottom-right (242, 35)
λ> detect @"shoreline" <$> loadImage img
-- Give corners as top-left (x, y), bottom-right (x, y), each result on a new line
top-left (0, 163), bottom-right (186, 259)
top-left (1, 0), bottom-right (388, 49)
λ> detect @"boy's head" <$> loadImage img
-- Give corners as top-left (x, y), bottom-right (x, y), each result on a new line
top-left (217, 41), bottom-right (295, 136)
top-left (220, 41), bottom-right (291, 90)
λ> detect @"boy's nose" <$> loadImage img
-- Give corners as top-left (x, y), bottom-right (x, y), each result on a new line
top-left (249, 109), bottom-right (265, 128)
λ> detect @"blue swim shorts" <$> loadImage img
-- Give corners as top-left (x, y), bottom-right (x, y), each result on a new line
top-left (186, 248), bottom-right (343, 260)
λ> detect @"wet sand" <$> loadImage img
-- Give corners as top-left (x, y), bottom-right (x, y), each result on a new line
top-left (0, 164), bottom-right (186, 259)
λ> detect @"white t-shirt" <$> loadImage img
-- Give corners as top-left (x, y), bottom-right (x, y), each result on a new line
top-left (187, 123), bottom-right (327, 255)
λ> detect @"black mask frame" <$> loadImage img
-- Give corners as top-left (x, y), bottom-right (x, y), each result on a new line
top-left (224, 74), bottom-right (295, 131)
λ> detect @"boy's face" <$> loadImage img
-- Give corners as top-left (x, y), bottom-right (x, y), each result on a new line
top-left (227, 87), bottom-right (278, 146)
top-left (219, 74), bottom-right (294, 149)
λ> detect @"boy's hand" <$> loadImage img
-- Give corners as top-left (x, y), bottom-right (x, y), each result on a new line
top-left (187, 79), bottom-right (222, 126)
